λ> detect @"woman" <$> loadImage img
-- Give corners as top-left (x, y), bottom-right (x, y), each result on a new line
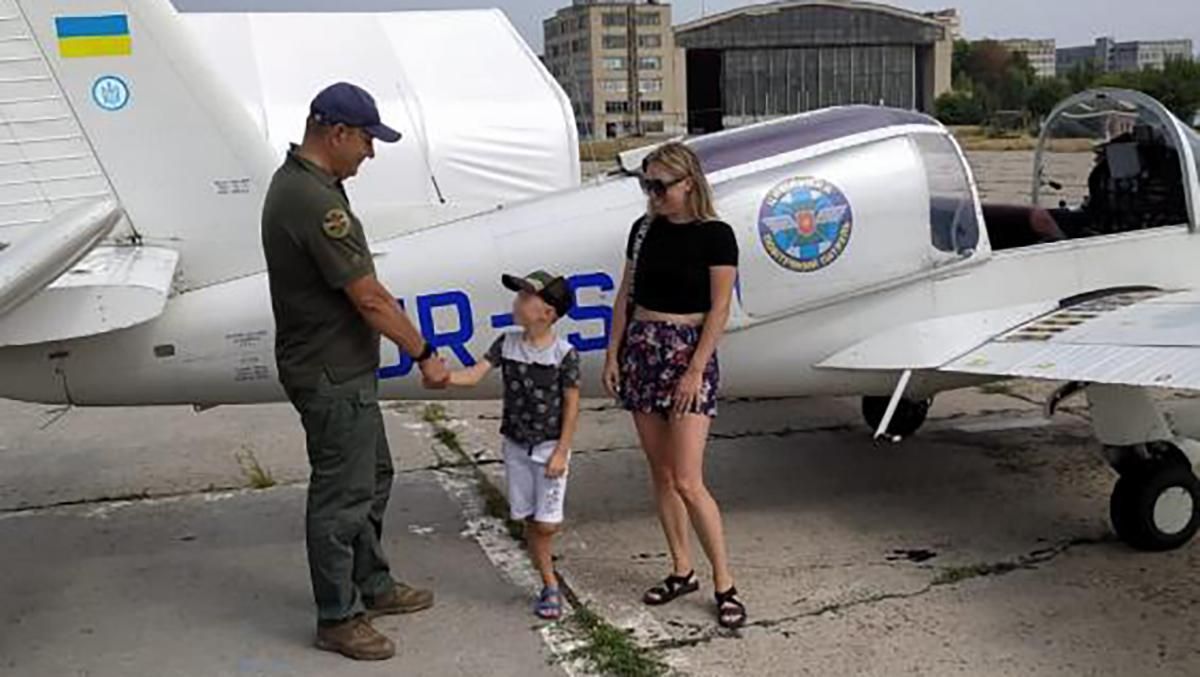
top-left (603, 142), bottom-right (746, 629)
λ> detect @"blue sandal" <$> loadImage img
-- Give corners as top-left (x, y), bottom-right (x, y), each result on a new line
top-left (535, 586), bottom-right (563, 620)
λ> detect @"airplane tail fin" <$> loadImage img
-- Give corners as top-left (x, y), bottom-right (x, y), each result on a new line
top-left (11, 0), bottom-right (276, 291)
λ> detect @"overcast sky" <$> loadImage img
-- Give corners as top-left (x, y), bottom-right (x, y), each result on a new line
top-left (172, 0), bottom-right (1200, 56)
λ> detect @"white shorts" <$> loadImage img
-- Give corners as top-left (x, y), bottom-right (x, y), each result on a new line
top-left (502, 437), bottom-right (568, 525)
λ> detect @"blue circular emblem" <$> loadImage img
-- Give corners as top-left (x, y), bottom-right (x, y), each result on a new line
top-left (91, 76), bottom-right (129, 112)
top-left (758, 177), bottom-right (853, 273)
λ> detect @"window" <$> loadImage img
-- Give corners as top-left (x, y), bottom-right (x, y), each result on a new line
top-left (638, 78), bottom-right (663, 94)
top-left (638, 56), bottom-right (662, 71)
top-left (602, 12), bottom-right (625, 27)
top-left (640, 100), bottom-right (663, 113)
top-left (637, 12), bottom-right (661, 26)
top-left (600, 79), bottom-right (628, 94)
top-left (638, 34), bottom-right (662, 49)
top-left (913, 133), bottom-right (980, 255)
top-left (603, 57), bottom-right (626, 71)
top-left (603, 35), bottom-right (627, 50)
top-left (644, 120), bottom-right (665, 133)
top-left (606, 100), bottom-right (630, 114)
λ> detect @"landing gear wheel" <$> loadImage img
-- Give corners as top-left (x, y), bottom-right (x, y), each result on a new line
top-left (861, 396), bottom-right (932, 438)
top-left (1110, 460), bottom-right (1200, 551)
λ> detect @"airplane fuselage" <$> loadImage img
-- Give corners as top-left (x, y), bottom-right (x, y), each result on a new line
top-left (1, 161), bottom-right (1195, 408)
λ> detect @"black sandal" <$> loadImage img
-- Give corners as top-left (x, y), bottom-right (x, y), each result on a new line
top-left (642, 571), bottom-right (699, 606)
top-left (715, 587), bottom-right (747, 628)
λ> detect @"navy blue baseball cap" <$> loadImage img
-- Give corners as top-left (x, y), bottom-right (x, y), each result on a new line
top-left (310, 82), bottom-right (401, 143)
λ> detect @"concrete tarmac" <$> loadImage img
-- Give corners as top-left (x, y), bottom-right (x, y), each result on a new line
top-left (5, 389), bottom-right (1200, 676)
top-left (0, 401), bottom-right (561, 677)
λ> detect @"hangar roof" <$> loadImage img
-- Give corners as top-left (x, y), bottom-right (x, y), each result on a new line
top-left (675, 0), bottom-right (949, 49)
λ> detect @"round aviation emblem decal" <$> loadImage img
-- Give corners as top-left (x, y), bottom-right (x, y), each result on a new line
top-left (758, 177), bottom-right (853, 273)
top-left (91, 75), bottom-right (130, 112)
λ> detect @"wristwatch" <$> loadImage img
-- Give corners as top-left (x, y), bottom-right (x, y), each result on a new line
top-left (415, 342), bottom-right (437, 363)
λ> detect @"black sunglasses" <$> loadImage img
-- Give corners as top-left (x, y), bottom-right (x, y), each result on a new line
top-left (639, 175), bottom-right (684, 197)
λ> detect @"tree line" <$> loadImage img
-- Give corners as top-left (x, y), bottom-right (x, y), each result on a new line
top-left (935, 40), bottom-right (1200, 128)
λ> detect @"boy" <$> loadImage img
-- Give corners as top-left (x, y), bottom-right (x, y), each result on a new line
top-left (439, 270), bottom-right (581, 620)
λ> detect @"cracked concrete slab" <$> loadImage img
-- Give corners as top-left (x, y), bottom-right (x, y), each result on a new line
top-left (435, 385), bottom-right (1200, 676)
top-left (0, 463), bottom-right (563, 677)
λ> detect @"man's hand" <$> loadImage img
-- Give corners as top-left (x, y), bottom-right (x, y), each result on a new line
top-left (419, 356), bottom-right (450, 389)
top-left (545, 448), bottom-right (569, 479)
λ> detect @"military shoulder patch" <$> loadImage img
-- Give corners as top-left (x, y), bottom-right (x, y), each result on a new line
top-left (322, 208), bottom-right (352, 240)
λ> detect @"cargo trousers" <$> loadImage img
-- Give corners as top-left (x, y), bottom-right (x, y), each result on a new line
top-left (284, 370), bottom-right (396, 623)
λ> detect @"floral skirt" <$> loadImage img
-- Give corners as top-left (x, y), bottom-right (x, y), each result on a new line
top-left (619, 320), bottom-right (720, 418)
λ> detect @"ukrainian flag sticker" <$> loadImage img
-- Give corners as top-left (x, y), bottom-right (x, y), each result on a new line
top-left (55, 14), bottom-right (131, 59)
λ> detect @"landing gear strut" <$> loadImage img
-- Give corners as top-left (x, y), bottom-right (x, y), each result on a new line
top-left (862, 396), bottom-right (931, 439)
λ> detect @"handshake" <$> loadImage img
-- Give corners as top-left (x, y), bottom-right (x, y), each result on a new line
top-left (419, 355), bottom-right (451, 390)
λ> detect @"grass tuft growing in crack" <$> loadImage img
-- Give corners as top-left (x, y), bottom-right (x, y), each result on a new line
top-left (422, 402), bottom-right (448, 424)
top-left (931, 535), bottom-right (1110, 587)
top-left (566, 604), bottom-right (670, 677)
top-left (423, 404), bottom-right (523, 540)
top-left (933, 561), bottom-right (1022, 585)
top-left (235, 447), bottom-right (276, 490)
top-left (420, 404), bottom-right (670, 674)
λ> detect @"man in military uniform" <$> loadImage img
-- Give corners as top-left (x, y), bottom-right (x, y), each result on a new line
top-left (261, 82), bottom-right (450, 661)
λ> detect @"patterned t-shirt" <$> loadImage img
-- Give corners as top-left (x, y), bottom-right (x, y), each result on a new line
top-left (484, 331), bottom-right (581, 450)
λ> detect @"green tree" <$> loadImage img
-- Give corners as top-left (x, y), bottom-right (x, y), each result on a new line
top-left (935, 90), bottom-right (985, 125)
top-left (1027, 77), bottom-right (1073, 121)
top-left (1066, 61), bottom-right (1101, 92)
top-left (1098, 58), bottom-right (1200, 122)
top-left (955, 40), bottom-right (1038, 113)
top-left (951, 39), bottom-right (973, 85)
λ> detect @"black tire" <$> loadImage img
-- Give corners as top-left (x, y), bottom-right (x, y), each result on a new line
top-left (1110, 460), bottom-right (1200, 552)
top-left (862, 396), bottom-right (932, 438)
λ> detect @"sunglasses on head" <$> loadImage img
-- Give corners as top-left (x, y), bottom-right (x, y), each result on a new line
top-left (639, 175), bottom-right (684, 197)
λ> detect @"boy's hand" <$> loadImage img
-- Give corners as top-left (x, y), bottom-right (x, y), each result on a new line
top-left (545, 448), bottom-right (569, 479)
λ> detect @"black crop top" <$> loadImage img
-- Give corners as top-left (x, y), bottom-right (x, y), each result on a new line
top-left (625, 216), bottom-right (739, 314)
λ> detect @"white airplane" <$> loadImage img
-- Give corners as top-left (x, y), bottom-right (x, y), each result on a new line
top-left (4, 1), bottom-right (1200, 554)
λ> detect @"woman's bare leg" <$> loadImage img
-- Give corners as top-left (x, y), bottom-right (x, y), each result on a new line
top-left (634, 412), bottom-right (693, 576)
top-left (666, 414), bottom-right (734, 592)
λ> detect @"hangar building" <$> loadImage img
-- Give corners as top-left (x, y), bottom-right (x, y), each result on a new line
top-left (675, 1), bottom-right (955, 133)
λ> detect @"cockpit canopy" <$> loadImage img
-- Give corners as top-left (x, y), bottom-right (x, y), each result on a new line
top-left (1034, 89), bottom-right (1200, 232)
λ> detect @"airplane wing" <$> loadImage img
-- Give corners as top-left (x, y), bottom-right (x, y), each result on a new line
top-left (819, 288), bottom-right (1200, 391)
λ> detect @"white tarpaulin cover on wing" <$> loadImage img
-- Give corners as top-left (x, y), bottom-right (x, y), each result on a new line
top-left (180, 10), bottom-right (580, 235)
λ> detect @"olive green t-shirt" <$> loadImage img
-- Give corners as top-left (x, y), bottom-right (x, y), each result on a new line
top-left (261, 147), bottom-right (380, 388)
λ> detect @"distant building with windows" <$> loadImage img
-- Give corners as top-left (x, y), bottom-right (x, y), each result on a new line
top-left (542, 0), bottom-right (685, 139)
top-left (1057, 37), bottom-right (1194, 75)
top-left (996, 38), bottom-right (1057, 78)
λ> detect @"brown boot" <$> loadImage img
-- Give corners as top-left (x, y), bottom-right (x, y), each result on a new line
top-left (315, 616), bottom-right (395, 661)
top-left (365, 582), bottom-right (435, 617)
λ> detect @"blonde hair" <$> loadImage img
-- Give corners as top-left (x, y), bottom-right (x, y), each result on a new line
top-left (642, 142), bottom-right (718, 222)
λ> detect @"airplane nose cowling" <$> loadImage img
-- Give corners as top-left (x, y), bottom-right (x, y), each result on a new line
top-left (0, 344), bottom-right (70, 405)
